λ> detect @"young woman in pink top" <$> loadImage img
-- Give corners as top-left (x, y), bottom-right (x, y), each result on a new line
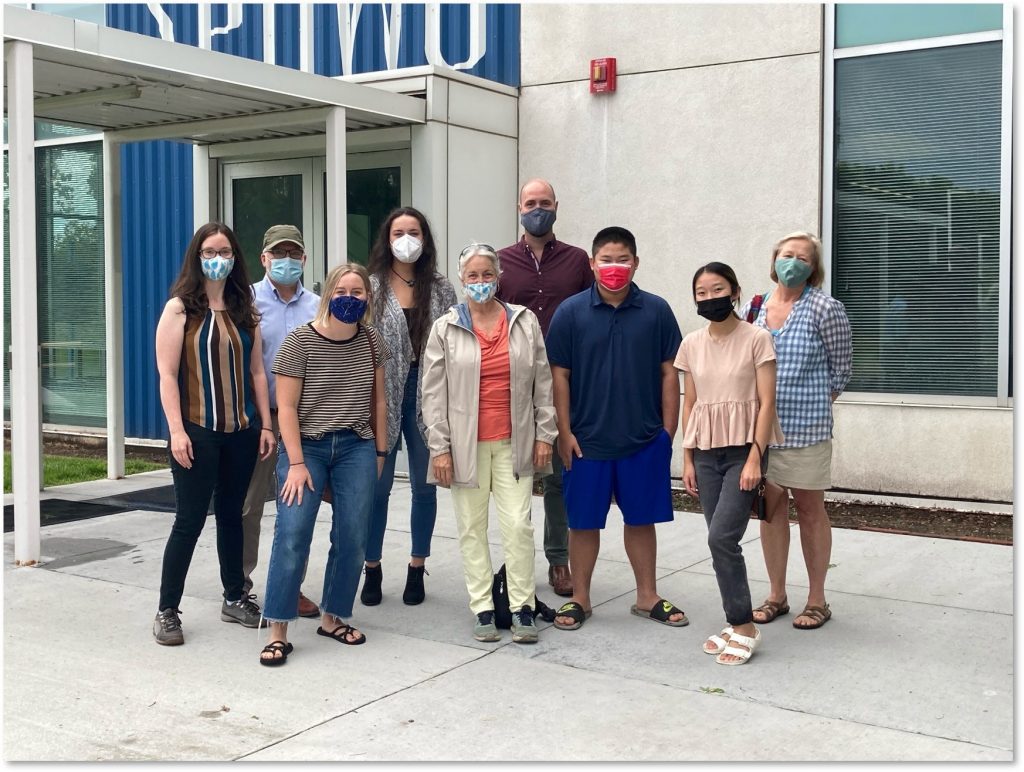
top-left (675, 262), bottom-right (783, 666)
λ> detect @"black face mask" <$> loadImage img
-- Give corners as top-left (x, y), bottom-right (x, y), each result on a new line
top-left (696, 296), bottom-right (735, 322)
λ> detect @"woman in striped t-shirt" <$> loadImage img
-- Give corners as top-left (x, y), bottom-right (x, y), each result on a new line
top-left (259, 263), bottom-right (390, 666)
top-left (153, 223), bottom-right (276, 647)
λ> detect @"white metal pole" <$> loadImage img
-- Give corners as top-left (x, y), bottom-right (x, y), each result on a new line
top-left (192, 144), bottom-right (212, 226)
top-left (7, 40), bottom-right (42, 565)
top-left (103, 135), bottom-right (125, 479)
top-left (325, 107), bottom-right (347, 269)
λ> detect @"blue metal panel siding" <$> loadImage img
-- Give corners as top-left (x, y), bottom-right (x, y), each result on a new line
top-left (120, 141), bottom-right (193, 440)
top-left (109, 3), bottom-right (520, 86)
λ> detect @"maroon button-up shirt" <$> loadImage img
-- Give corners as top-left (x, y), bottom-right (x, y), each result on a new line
top-left (496, 236), bottom-right (594, 336)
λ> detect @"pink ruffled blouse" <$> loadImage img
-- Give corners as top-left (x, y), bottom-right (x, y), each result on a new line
top-left (675, 322), bottom-right (784, 450)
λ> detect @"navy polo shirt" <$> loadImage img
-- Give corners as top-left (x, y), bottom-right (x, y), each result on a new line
top-left (546, 283), bottom-right (682, 460)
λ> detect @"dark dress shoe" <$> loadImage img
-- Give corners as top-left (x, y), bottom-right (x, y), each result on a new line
top-left (548, 564), bottom-right (573, 597)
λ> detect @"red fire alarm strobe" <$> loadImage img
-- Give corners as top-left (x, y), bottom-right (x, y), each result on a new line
top-left (590, 57), bottom-right (616, 93)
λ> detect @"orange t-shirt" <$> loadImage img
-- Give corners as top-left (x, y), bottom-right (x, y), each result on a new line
top-left (475, 312), bottom-right (512, 441)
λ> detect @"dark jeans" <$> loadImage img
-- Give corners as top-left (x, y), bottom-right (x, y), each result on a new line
top-left (366, 366), bottom-right (437, 562)
top-left (693, 445), bottom-right (756, 626)
top-left (159, 420), bottom-right (259, 611)
top-left (542, 451), bottom-right (569, 566)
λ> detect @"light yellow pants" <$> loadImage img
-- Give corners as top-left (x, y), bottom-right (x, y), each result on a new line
top-left (450, 439), bottom-right (536, 615)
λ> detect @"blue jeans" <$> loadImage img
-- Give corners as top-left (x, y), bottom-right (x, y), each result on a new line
top-left (693, 445), bottom-right (757, 626)
top-left (365, 366), bottom-right (437, 562)
top-left (263, 430), bottom-right (376, 622)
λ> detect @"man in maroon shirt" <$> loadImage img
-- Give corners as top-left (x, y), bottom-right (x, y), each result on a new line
top-left (497, 178), bottom-right (593, 597)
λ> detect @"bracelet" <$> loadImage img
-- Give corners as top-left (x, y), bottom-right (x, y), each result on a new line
top-left (261, 427), bottom-right (274, 434)
top-left (376, 450), bottom-right (388, 458)
top-left (290, 461), bottom-right (305, 467)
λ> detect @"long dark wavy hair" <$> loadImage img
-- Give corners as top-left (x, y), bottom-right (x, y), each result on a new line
top-left (366, 207), bottom-right (439, 356)
top-left (168, 222), bottom-right (260, 330)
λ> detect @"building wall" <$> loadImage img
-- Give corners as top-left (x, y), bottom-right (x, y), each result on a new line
top-left (518, 3), bottom-right (1012, 501)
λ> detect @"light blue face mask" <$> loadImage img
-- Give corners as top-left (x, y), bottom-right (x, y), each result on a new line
top-left (268, 257), bottom-right (303, 286)
top-left (201, 255), bottom-right (234, 281)
top-left (464, 281), bottom-right (497, 303)
top-left (774, 257), bottom-right (813, 288)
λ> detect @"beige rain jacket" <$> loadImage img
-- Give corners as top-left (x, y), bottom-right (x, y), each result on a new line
top-left (420, 301), bottom-right (557, 487)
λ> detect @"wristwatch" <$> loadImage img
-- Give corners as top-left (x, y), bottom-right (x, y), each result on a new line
top-left (376, 450), bottom-right (388, 458)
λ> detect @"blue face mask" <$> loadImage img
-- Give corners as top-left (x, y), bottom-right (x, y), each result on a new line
top-left (775, 257), bottom-right (813, 288)
top-left (201, 256), bottom-right (234, 281)
top-left (520, 207), bottom-right (556, 237)
top-left (268, 257), bottom-right (303, 286)
top-left (329, 295), bottom-right (367, 323)
top-left (464, 281), bottom-right (497, 304)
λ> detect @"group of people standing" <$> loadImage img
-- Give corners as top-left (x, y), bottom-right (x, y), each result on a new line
top-left (150, 176), bottom-right (851, 668)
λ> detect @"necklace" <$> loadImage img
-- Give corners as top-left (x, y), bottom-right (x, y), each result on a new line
top-left (391, 268), bottom-right (415, 287)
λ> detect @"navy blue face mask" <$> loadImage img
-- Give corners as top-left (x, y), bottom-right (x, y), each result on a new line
top-left (520, 207), bottom-right (556, 237)
top-left (329, 295), bottom-right (367, 323)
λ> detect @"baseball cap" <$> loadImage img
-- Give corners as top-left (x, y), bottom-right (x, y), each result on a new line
top-left (262, 224), bottom-right (305, 252)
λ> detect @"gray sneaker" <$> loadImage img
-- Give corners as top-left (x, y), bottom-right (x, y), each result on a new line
top-left (221, 594), bottom-right (267, 628)
top-left (153, 608), bottom-right (184, 646)
top-left (511, 605), bottom-right (538, 644)
top-left (473, 610), bottom-right (501, 642)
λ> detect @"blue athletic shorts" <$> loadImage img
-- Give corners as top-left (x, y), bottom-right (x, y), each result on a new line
top-left (562, 429), bottom-right (674, 530)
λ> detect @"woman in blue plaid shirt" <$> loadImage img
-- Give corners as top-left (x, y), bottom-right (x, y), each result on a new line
top-left (740, 232), bottom-right (852, 631)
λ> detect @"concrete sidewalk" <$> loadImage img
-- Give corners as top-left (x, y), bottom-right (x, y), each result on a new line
top-left (2, 470), bottom-right (1013, 761)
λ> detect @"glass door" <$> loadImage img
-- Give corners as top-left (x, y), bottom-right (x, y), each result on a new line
top-left (222, 159), bottom-right (317, 285)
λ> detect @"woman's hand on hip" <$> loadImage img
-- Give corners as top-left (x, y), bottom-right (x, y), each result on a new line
top-left (739, 458), bottom-right (761, 492)
top-left (433, 453), bottom-right (453, 488)
top-left (170, 429), bottom-right (193, 469)
top-left (281, 463), bottom-right (314, 506)
top-left (533, 440), bottom-right (553, 470)
top-left (682, 462), bottom-right (698, 497)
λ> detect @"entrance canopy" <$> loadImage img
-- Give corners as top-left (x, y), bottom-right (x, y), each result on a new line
top-left (3, 5), bottom-right (426, 565)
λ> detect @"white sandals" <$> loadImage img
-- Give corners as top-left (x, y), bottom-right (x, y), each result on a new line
top-left (703, 627), bottom-right (734, 655)
top-left (714, 627), bottom-right (761, 666)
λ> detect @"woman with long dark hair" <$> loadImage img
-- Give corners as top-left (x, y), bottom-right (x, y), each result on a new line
top-left (359, 207), bottom-right (457, 607)
top-left (152, 222), bottom-right (275, 646)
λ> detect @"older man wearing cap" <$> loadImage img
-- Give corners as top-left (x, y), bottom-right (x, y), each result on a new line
top-left (241, 224), bottom-right (321, 617)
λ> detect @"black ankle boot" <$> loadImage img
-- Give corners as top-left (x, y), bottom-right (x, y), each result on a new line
top-left (360, 564), bottom-right (383, 606)
top-left (403, 564), bottom-right (426, 605)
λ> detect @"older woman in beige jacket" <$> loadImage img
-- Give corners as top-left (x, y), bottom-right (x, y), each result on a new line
top-left (421, 243), bottom-right (557, 644)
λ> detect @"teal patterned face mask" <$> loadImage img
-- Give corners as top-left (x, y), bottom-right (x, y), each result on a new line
top-left (463, 281), bottom-right (497, 303)
top-left (201, 255), bottom-right (234, 281)
top-left (774, 257), bottom-right (812, 288)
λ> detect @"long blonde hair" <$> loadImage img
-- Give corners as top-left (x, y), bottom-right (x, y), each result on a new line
top-left (314, 263), bottom-right (375, 326)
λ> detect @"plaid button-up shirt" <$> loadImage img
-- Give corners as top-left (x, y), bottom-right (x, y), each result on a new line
top-left (741, 286), bottom-right (852, 449)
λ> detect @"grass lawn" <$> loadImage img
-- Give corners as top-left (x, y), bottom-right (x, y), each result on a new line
top-left (4, 453), bottom-right (166, 494)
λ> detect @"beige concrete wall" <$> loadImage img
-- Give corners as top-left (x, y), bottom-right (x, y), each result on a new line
top-left (517, 3), bottom-right (1012, 502)
top-left (833, 403), bottom-right (1012, 502)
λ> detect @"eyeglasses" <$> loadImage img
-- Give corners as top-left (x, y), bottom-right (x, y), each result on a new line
top-left (459, 243), bottom-right (496, 258)
top-left (200, 248), bottom-right (234, 259)
top-left (268, 248), bottom-right (305, 260)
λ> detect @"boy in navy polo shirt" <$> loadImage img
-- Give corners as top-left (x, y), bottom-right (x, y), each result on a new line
top-left (546, 226), bottom-right (687, 631)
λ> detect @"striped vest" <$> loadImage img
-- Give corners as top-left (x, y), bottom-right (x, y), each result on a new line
top-left (179, 309), bottom-right (256, 432)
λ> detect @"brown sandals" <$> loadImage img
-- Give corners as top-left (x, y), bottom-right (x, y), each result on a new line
top-left (752, 598), bottom-right (790, 624)
top-left (793, 604), bottom-right (832, 630)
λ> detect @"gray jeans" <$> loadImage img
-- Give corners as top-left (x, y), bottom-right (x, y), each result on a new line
top-left (693, 445), bottom-right (757, 626)
top-left (542, 451), bottom-right (569, 566)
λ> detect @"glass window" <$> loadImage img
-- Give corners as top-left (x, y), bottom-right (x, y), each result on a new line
top-left (836, 4), bottom-right (1003, 48)
top-left (3, 142), bottom-right (106, 425)
top-left (343, 167), bottom-right (401, 264)
top-left (31, 3), bottom-right (105, 25)
top-left (832, 42), bottom-right (1002, 397)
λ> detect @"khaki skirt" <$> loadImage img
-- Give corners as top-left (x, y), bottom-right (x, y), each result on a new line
top-left (766, 440), bottom-right (832, 491)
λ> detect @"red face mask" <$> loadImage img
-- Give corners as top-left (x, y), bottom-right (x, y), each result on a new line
top-left (597, 263), bottom-right (631, 291)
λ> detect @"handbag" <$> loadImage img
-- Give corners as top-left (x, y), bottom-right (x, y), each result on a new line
top-left (492, 564), bottom-right (557, 628)
top-left (749, 443), bottom-right (770, 521)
